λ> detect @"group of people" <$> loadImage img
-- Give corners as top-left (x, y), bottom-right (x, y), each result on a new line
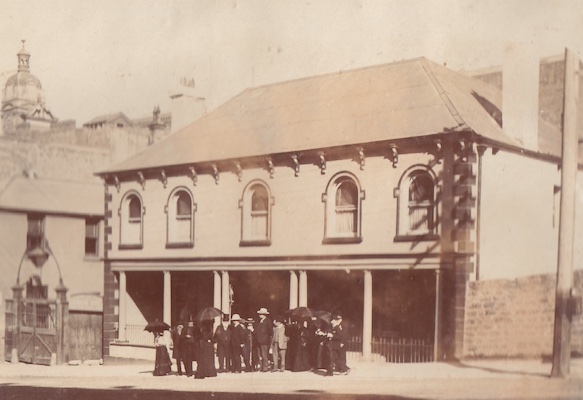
top-left (154, 306), bottom-right (351, 378)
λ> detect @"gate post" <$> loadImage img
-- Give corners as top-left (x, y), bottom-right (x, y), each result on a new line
top-left (55, 282), bottom-right (68, 365)
top-left (10, 284), bottom-right (23, 364)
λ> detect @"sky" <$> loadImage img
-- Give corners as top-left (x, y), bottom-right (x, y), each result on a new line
top-left (1, 0), bottom-right (582, 125)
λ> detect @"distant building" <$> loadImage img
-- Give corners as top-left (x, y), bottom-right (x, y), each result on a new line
top-left (82, 112), bottom-right (134, 130)
top-left (1, 42), bottom-right (57, 133)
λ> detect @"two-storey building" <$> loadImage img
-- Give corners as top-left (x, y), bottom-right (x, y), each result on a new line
top-left (96, 57), bottom-right (581, 361)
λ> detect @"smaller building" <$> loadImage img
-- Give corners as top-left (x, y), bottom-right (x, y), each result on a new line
top-left (0, 172), bottom-right (105, 363)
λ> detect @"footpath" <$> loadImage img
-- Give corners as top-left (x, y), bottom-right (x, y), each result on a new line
top-left (0, 358), bottom-right (582, 399)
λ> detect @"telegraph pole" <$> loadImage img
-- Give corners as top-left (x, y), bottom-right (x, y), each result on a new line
top-left (551, 48), bottom-right (581, 378)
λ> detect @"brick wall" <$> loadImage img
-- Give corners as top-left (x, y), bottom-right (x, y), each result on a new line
top-left (464, 270), bottom-right (583, 358)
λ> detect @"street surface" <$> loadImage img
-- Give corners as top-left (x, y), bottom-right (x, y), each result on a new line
top-left (0, 358), bottom-right (582, 399)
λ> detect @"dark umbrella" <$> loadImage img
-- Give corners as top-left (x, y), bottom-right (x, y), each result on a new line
top-left (144, 319), bottom-right (171, 333)
top-left (287, 306), bottom-right (314, 318)
top-left (194, 306), bottom-right (223, 322)
top-left (313, 310), bottom-right (332, 324)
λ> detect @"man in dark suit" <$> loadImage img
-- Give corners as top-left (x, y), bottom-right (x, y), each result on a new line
top-left (254, 307), bottom-right (273, 372)
top-left (213, 319), bottom-right (231, 372)
top-left (325, 314), bottom-right (350, 376)
top-left (229, 314), bottom-right (246, 373)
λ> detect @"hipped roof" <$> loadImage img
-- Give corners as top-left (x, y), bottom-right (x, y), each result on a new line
top-left (97, 57), bottom-right (557, 175)
top-left (0, 174), bottom-right (104, 217)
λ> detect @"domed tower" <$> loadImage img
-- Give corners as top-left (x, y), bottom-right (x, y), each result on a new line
top-left (1, 41), bottom-right (56, 133)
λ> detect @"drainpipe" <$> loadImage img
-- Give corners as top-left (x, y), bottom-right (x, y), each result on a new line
top-left (475, 145), bottom-right (487, 280)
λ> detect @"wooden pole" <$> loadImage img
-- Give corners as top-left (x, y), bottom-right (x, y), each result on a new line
top-left (551, 48), bottom-right (580, 378)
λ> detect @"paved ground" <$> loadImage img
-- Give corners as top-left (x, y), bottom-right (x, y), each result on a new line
top-left (0, 358), bottom-right (582, 399)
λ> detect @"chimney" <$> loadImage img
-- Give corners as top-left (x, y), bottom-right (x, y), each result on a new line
top-left (502, 42), bottom-right (539, 151)
top-left (169, 77), bottom-right (206, 134)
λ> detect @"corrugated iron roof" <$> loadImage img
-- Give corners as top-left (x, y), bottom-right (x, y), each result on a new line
top-left (0, 174), bottom-right (104, 216)
top-left (98, 57), bottom-right (558, 175)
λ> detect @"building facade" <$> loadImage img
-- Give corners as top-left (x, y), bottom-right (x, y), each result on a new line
top-left (97, 57), bottom-right (583, 361)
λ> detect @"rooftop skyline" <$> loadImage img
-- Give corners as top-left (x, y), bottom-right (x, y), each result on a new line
top-left (1, 0), bottom-right (581, 125)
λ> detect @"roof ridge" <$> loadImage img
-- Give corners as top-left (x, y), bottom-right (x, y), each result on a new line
top-left (419, 59), bottom-right (468, 130)
top-left (244, 57), bottom-right (429, 93)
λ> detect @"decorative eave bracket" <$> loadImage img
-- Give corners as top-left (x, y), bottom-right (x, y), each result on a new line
top-left (291, 154), bottom-right (300, 177)
top-left (317, 151), bottom-right (326, 175)
top-left (211, 164), bottom-right (219, 185)
top-left (160, 169), bottom-right (167, 188)
top-left (189, 166), bottom-right (197, 186)
top-left (137, 171), bottom-right (146, 190)
top-left (389, 144), bottom-right (398, 168)
top-left (434, 139), bottom-right (442, 164)
top-left (234, 161), bottom-right (242, 182)
top-left (356, 147), bottom-right (365, 170)
top-left (113, 175), bottom-right (120, 193)
top-left (266, 157), bottom-right (275, 179)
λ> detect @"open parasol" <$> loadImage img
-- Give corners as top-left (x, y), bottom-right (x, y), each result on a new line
top-left (286, 306), bottom-right (314, 319)
top-left (194, 306), bottom-right (223, 322)
top-left (144, 319), bottom-right (171, 333)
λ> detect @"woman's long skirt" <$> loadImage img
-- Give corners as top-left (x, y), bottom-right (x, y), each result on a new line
top-left (153, 346), bottom-right (172, 376)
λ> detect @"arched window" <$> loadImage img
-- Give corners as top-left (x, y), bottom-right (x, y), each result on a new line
top-left (120, 192), bottom-right (143, 248)
top-left (396, 167), bottom-right (437, 238)
top-left (240, 181), bottom-right (272, 245)
top-left (166, 188), bottom-right (195, 247)
top-left (323, 173), bottom-right (363, 243)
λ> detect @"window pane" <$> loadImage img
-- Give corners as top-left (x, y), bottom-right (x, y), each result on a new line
top-left (174, 218), bottom-right (191, 242)
top-left (409, 173), bottom-right (433, 202)
top-left (409, 206), bottom-right (430, 232)
top-left (336, 181), bottom-right (357, 207)
top-left (85, 220), bottom-right (99, 238)
top-left (335, 209), bottom-right (356, 234)
top-left (176, 192), bottom-right (191, 216)
top-left (251, 185), bottom-right (268, 211)
top-left (251, 212), bottom-right (268, 238)
top-left (128, 196), bottom-right (141, 219)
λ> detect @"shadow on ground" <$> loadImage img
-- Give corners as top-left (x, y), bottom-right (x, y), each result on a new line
top-left (0, 384), bottom-right (427, 400)
top-left (446, 361), bottom-right (549, 378)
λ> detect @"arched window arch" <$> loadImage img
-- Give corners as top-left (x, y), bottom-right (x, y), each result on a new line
top-left (323, 172), bottom-right (364, 243)
top-left (119, 191), bottom-right (144, 249)
top-left (240, 181), bottom-right (272, 246)
top-left (396, 166), bottom-right (438, 237)
top-left (166, 187), bottom-right (195, 248)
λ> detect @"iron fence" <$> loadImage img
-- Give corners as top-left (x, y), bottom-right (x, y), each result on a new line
top-left (348, 336), bottom-right (434, 363)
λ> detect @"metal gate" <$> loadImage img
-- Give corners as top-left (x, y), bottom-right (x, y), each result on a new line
top-left (5, 298), bottom-right (58, 365)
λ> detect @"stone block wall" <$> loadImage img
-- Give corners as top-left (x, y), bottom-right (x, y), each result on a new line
top-left (0, 126), bottom-right (150, 181)
top-left (463, 270), bottom-right (583, 358)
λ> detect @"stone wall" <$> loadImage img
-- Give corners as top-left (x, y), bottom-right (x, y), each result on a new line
top-left (463, 270), bottom-right (583, 358)
top-left (0, 126), bottom-right (150, 181)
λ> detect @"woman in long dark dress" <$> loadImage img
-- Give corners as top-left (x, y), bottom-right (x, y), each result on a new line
top-left (195, 321), bottom-right (217, 379)
top-left (153, 332), bottom-right (172, 376)
top-left (291, 319), bottom-right (311, 372)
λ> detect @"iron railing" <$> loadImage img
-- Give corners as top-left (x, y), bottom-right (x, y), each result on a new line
top-left (125, 324), bottom-right (155, 346)
top-left (348, 336), bottom-right (434, 363)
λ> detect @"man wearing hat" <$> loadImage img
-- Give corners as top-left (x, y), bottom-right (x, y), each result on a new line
top-left (229, 314), bottom-right (246, 373)
top-left (325, 314), bottom-right (350, 376)
top-left (254, 307), bottom-right (273, 372)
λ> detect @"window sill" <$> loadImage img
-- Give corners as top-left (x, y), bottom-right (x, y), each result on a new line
top-left (322, 237), bottom-right (363, 245)
top-left (239, 239), bottom-right (271, 247)
top-left (83, 255), bottom-right (101, 262)
top-left (394, 234), bottom-right (439, 242)
top-left (118, 244), bottom-right (143, 250)
top-left (166, 242), bottom-right (194, 249)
